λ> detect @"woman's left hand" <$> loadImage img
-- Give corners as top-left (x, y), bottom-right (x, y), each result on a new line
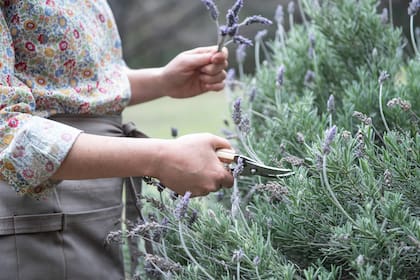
top-left (161, 46), bottom-right (229, 98)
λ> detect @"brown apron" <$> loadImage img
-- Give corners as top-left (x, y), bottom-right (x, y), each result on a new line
top-left (0, 115), bottom-right (142, 280)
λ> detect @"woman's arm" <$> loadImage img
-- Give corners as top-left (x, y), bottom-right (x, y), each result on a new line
top-left (52, 132), bottom-right (234, 197)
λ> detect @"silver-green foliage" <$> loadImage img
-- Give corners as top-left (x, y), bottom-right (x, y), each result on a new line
top-left (135, 0), bottom-right (420, 279)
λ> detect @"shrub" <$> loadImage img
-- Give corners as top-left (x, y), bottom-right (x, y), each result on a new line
top-left (129, 0), bottom-right (419, 279)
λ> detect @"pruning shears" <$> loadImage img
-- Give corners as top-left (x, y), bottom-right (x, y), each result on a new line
top-left (216, 149), bottom-right (294, 178)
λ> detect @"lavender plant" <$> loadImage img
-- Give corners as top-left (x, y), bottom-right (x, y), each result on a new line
top-left (127, 0), bottom-right (419, 279)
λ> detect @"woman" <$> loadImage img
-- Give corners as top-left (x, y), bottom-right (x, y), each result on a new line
top-left (0, 0), bottom-right (233, 279)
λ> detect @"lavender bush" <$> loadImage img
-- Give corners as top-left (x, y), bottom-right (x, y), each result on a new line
top-left (119, 0), bottom-right (420, 279)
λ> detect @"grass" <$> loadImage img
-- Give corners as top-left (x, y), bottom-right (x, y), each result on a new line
top-left (122, 92), bottom-right (231, 139)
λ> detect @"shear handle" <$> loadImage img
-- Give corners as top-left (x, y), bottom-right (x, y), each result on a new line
top-left (216, 148), bottom-right (237, 163)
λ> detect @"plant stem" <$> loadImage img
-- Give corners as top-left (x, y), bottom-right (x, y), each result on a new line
top-left (388, 0), bottom-right (393, 26)
top-left (236, 261), bottom-right (241, 280)
top-left (410, 16), bottom-right (419, 56)
top-left (379, 83), bottom-right (390, 133)
top-left (217, 35), bottom-right (227, 52)
top-left (255, 266), bottom-right (261, 280)
top-left (178, 221), bottom-right (215, 280)
top-left (297, 0), bottom-right (308, 27)
top-left (255, 40), bottom-right (261, 72)
top-left (238, 63), bottom-right (244, 80)
top-left (289, 13), bottom-right (294, 30)
top-left (322, 154), bottom-right (356, 224)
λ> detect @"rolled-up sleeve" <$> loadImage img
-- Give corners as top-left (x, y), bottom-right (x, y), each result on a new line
top-left (0, 11), bottom-right (81, 197)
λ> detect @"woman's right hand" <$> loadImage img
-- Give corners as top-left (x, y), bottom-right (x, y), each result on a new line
top-left (152, 133), bottom-right (234, 197)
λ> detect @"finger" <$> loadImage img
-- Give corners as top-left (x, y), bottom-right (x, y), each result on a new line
top-left (211, 50), bottom-right (229, 64)
top-left (200, 62), bottom-right (228, 75)
top-left (217, 166), bottom-right (234, 189)
top-left (185, 46), bottom-right (218, 54)
top-left (200, 71), bottom-right (226, 84)
top-left (180, 53), bottom-right (214, 69)
top-left (210, 134), bottom-right (232, 150)
top-left (203, 82), bottom-right (225, 92)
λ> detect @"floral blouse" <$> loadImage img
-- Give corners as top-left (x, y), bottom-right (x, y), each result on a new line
top-left (0, 0), bottom-right (131, 197)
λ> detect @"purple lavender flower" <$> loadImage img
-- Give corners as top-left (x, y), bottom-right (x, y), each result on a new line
top-left (226, 9), bottom-right (238, 27)
top-left (327, 95), bottom-right (335, 113)
top-left (241, 15), bottom-right (273, 26)
top-left (174, 191), bottom-right (191, 221)
top-left (322, 125), bottom-right (337, 155)
top-left (378, 70), bottom-right (390, 84)
top-left (288, 2), bottom-right (295, 15)
top-left (233, 35), bottom-right (253, 46)
top-left (249, 86), bottom-right (258, 102)
top-left (236, 44), bottom-right (247, 64)
top-left (153, 217), bottom-right (169, 242)
top-left (408, 0), bottom-right (420, 16)
top-left (226, 68), bottom-right (236, 90)
top-left (232, 248), bottom-right (244, 262)
top-left (219, 25), bottom-right (229, 36)
top-left (232, 97), bottom-right (242, 125)
top-left (238, 115), bottom-right (250, 135)
top-left (276, 65), bottom-right (285, 86)
top-left (200, 0), bottom-right (219, 21)
top-left (232, 0), bottom-right (244, 17)
top-left (227, 24), bottom-right (239, 37)
top-left (304, 70), bottom-right (315, 85)
top-left (308, 32), bottom-right (316, 59)
top-left (255, 29), bottom-right (268, 41)
top-left (275, 5), bottom-right (284, 25)
top-left (381, 8), bottom-right (388, 24)
top-left (253, 256), bottom-right (261, 266)
top-left (232, 156), bottom-right (244, 178)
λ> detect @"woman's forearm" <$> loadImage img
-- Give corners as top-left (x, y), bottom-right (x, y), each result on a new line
top-left (51, 133), bottom-right (166, 180)
top-left (51, 132), bottom-right (234, 196)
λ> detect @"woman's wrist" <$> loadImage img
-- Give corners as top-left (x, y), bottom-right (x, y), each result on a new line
top-left (126, 67), bottom-right (166, 105)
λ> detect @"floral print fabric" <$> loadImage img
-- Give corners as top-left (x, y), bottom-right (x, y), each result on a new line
top-left (0, 0), bottom-right (131, 197)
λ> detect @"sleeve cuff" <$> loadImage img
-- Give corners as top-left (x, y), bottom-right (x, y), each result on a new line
top-left (1, 116), bottom-right (82, 197)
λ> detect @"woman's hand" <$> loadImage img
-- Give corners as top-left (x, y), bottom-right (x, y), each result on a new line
top-left (161, 46), bottom-right (229, 99)
top-left (126, 46), bottom-right (228, 105)
top-left (152, 133), bottom-right (234, 197)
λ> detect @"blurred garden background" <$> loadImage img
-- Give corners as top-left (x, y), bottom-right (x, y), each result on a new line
top-left (107, 0), bottom-right (416, 138)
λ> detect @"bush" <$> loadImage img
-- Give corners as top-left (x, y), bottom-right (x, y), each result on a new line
top-left (128, 0), bottom-right (419, 279)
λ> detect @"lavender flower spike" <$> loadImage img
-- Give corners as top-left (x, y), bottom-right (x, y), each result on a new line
top-left (241, 15), bottom-right (273, 26)
top-left (236, 44), bottom-right (247, 64)
top-left (200, 0), bottom-right (219, 21)
top-left (408, 0), bottom-right (420, 16)
top-left (378, 70), bottom-right (390, 84)
top-left (232, 97), bottom-right (242, 125)
top-left (288, 2), bottom-right (295, 15)
top-left (255, 29), bottom-right (268, 41)
top-left (323, 125), bottom-right (337, 155)
top-left (232, 0), bottom-right (244, 17)
top-left (174, 191), bottom-right (191, 221)
top-left (276, 65), bottom-right (285, 86)
top-left (233, 35), bottom-right (253, 47)
top-left (226, 9), bottom-right (238, 27)
top-left (275, 5), bottom-right (284, 25)
top-left (327, 95), bottom-right (335, 113)
top-left (304, 70), bottom-right (315, 85)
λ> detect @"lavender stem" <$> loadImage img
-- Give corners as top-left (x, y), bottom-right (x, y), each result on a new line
top-left (410, 16), bottom-right (419, 56)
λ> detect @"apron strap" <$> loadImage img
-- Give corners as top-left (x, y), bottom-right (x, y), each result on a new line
top-left (122, 121), bottom-right (155, 256)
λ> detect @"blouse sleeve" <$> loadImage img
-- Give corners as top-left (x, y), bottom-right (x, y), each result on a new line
top-left (0, 11), bottom-right (82, 197)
